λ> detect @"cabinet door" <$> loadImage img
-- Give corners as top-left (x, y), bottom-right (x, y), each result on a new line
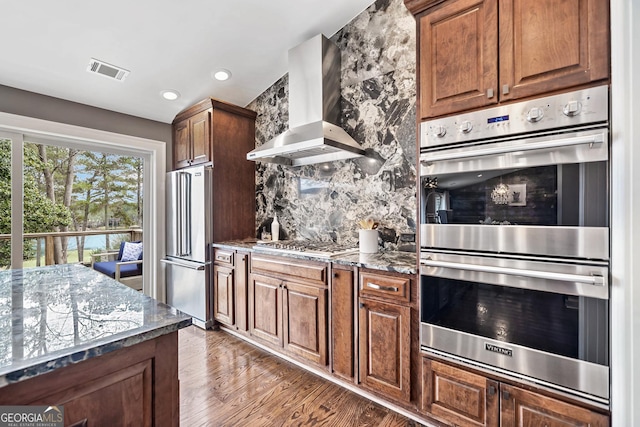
top-left (50, 360), bottom-right (153, 427)
top-left (190, 109), bottom-right (211, 166)
top-left (418, 0), bottom-right (498, 119)
top-left (283, 281), bottom-right (328, 366)
top-left (500, 384), bottom-right (609, 427)
top-left (331, 268), bottom-right (355, 380)
top-left (359, 298), bottom-right (411, 402)
top-left (249, 274), bottom-right (283, 347)
top-left (213, 265), bottom-right (234, 326)
top-left (235, 252), bottom-right (249, 332)
top-left (173, 118), bottom-right (191, 169)
top-left (499, 0), bottom-right (609, 101)
top-left (423, 359), bottom-right (499, 427)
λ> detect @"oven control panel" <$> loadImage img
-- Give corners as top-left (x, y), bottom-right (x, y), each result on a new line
top-left (421, 85), bottom-right (609, 149)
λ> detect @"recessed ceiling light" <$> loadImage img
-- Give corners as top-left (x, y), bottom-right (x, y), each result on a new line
top-left (161, 90), bottom-right (180, 101)
top-left (212, 69), bottom-right (232, 81)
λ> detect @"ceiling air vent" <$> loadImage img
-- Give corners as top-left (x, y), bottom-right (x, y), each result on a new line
top-left (87, 58), bottom-right (130, 81)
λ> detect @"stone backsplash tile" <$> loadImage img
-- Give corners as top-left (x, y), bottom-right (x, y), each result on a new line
top-left (248, 0), bottom-right (416, 249)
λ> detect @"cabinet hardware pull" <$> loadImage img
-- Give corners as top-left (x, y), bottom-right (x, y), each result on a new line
top-left (502, 390), bottom-right (510, 400)
top-left (216, 255), bottom-right (230, 262)
top-left (488, 385), bottom-right (496, 396)
top-left (367, 282), bottom-right (399, 292)
top-left (333, 272), bottom-right (339, 278)
top-left (359, 302), bottom-right (365, 309)
top-left (502, 84), bottom-right (510, 95)
top-left (487, 88), bottom-right (494, 98)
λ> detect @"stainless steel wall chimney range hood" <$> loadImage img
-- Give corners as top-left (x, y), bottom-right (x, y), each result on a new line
top-left (247, 34), bottom-right (365, 167)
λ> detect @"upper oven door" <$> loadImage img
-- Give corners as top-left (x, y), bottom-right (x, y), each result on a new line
top-left (419, 127), bottom-right (609, 260)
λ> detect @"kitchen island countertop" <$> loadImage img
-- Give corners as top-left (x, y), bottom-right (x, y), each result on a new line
top-left (0, 264), bottom-right (192, 388)
top-left (212, 239), bottom-right (417, 274)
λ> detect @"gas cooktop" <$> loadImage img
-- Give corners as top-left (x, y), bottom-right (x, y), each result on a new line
top-left (252, 240), bottom-right (359, 258)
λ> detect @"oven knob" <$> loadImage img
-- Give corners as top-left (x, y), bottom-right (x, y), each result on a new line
top-left (459, 121), bottom-right (473, 133)
top-left (526, 107), bottom-right (544, 123)
top-left (433, 125), bottom-right (447, 138)
top-left (563, 100), bottom-right (582, 117)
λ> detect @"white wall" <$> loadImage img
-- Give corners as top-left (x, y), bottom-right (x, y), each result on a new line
top-left (610, 0), bottom-right (640, 425)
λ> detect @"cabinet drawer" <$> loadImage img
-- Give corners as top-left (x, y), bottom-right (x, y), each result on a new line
top-left (250, 254), bottom-right (327, 287)
top-left (213, 248), bottom-right (234, 266)
top-left (359, 271), bottom-right (410, 303)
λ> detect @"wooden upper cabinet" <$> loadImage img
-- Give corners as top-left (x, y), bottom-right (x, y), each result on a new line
top-left (172, 118), bottom-right (192, 169)
top-left (415, 0), bottom-right (609, 119)
top-left (171, 98), bottom-right (257, 172)
top-left (189, 109), bottom-right (211, 166)
top-left (499, 0), bottom-right (610, 101)
top-left (418, 0), bottom-right (498, 120)
top-left (173, 109), bottom-right (211, 169)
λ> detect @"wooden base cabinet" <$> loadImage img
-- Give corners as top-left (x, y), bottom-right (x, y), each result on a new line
top-left (283, 281), bottom-right (327, 365)
top-left (422, 358), bottom-right (609, 427)
top-left (359, 298), bottom-right (411, 403)
top-left (213, 265), bottom-right (234, 326)
top-left (249, 255), bottom-right (328, 366)
top-left (213, 249), bottom-right (249, 332)
top-left (358, 270), bottom-right (413, 403)
top-left (249, 273), bottom-right (283, 347)
top-left (423, 358), bottom-right (498, 427)
top-left (331, 267), bottom-right (355, 381)
top-left (0, 332), bottom-right (179, 427)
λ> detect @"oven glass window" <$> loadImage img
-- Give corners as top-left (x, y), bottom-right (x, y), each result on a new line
top-left (420, 276), bottom-right (608, 366)
top-left (421, 162), bottom-right (608, 227)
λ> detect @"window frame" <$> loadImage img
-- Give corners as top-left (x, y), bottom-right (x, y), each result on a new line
top-left (0, 112), bottom-right (167, 301)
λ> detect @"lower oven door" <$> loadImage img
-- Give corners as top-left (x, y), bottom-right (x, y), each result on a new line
top-left (420, 251), bottom-right (609, 402)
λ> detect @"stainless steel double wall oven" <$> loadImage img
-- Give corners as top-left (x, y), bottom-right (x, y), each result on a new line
top-left (419, 85), bottom-right (610, 404)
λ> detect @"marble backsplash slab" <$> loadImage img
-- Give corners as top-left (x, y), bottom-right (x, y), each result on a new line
top-left (248, 0), bottom-right (416, 249)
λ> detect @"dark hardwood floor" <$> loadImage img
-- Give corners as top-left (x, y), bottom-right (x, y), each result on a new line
top-left (178, 326), bottom-right (420, 427)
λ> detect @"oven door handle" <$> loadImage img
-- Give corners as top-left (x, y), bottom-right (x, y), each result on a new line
top-left (420, 258), bottom-right (606, 286)
top-left (420, 132), bottom-right (605, 164)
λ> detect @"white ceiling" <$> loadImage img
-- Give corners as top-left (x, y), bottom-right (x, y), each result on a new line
top-left (1, 0), bottom-right (375, 124)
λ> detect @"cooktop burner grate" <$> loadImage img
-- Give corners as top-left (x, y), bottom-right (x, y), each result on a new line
top-left (252, 240), bottom-right (359, 258)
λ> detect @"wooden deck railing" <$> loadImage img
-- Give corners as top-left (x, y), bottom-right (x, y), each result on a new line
top-left (0, 228), bottom-right (143, 266)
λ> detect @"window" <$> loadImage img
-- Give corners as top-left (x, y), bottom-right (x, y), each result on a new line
top-left (0, 114), bottom-right (166, 300)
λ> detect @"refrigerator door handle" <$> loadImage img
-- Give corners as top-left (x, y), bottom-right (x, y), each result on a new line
top-left (179, 172), bottom-right (192, 257)
top-left (175, 173), bottom-right (182, 257)
top-left (161, 258), bottom-right (208, 270)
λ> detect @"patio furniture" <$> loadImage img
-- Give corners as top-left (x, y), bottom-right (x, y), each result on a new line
top-left (91, 241), bottom-right (143, 291)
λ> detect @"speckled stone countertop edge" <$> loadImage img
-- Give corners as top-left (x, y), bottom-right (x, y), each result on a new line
top-left (211, 240), bottom-right (418, 275)
top-left (0, 318), bottom-right (192, 388)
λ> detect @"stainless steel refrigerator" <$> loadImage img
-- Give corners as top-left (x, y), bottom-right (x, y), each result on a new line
top-left (162, 165), bottom-right (213, 328)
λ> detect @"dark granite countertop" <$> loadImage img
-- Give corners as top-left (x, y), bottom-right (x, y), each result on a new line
top-left (212, 240), bottom-right (417, 275)
top-left (0, 264), bottom-right (192, 387)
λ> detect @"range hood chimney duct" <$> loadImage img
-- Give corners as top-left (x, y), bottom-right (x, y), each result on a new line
top-left (247, 34), bottom-right (365, 166)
